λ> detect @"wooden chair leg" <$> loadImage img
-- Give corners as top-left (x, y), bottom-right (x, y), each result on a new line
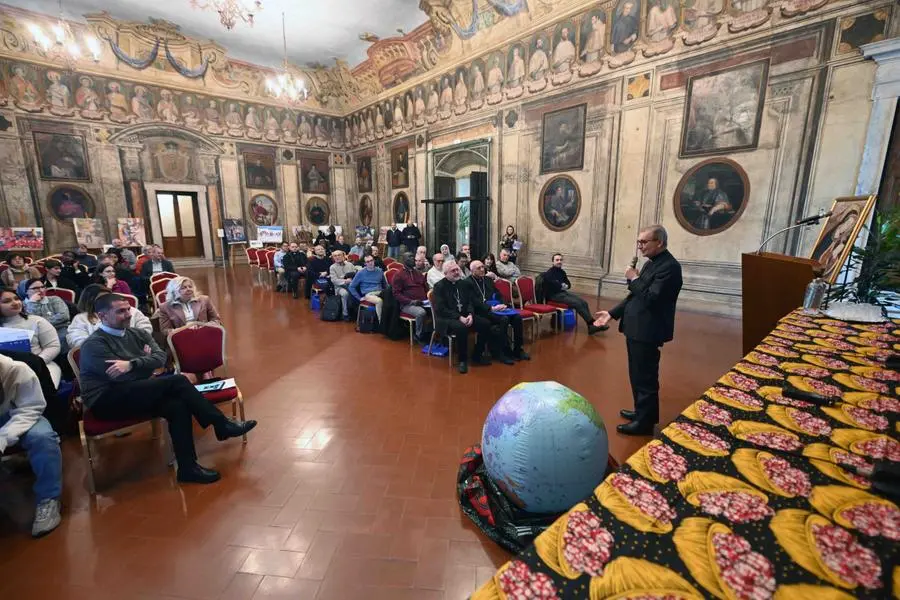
top-left (237, 393), bottom-right (248, 443)
top-left (79, 421), bottom-right (97, 495)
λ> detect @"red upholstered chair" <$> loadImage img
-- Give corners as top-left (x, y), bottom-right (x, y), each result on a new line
top-left (387, 262), bottom-right (403, 272)
top-left (348, 253), bottom-right (360, 263)
top-left (150, 278), bottom-right (171, 301)
top-left (494, 278), bottom-right (537, 342)
top-left (150, 271), bottom-right (178, 284)
top-left (167, 323), bottom-right (248, 441)
top-left (383, 257), bottom-right (395, 267)
top-left (120, 293), bottom-right (139, 309)
top-left (260, 249), bottom-right (276, 286)
top-left (155, 290), bottom-right (167, 307)
top-left (23, 256), bottom-right (33, 264)
top-left (246, 247), bottom-right (260, 268)
top-left (385, 268), bottom-right (399, 286)
top-left (536, 274), bottom-right (569, 324)
top-left (45, 287), bottom-right (75, 304)
top-left (69, 347), bottom-right (173, 494)
top-left (34, 264), bottom-right (47, 276)
top-left (514, 276), bottom-right (559, 336)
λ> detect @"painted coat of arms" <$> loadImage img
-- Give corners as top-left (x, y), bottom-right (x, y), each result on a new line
top-left (154, 141), bottom-right (192, 182)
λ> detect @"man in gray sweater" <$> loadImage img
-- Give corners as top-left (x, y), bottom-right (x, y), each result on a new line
top-left (0, 354), bottom-right (62, 537)
top-left (79, 294), bottom-right (256, 484)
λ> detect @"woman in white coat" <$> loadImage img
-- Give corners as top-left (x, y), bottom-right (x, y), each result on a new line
top-left (0, 287), bottom-right (62, 386)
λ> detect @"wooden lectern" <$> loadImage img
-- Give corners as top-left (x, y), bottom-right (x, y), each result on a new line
top-left (741, 252), bottom-right (819, 355)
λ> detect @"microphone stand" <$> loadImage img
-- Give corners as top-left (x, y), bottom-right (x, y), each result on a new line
top-left (755, 221), bottom-right (818, 254)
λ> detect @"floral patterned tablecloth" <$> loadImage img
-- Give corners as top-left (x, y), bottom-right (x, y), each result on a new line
top-left (472, 310), bottom-right (900, 599)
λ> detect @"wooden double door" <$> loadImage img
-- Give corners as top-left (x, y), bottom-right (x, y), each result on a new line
top-left (155, 191), bottom-right (201, 258)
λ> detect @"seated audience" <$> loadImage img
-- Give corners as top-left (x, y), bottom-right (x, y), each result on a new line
top-left (368, 245), bottom-right (385, 270)
top-left (112, 239), bottom-right (137, 270)
top-left (329, 251), bottom-right (357, 321)
top-left (440, 244), bottom-right (455, 264)
top-left (94, 262), bottom-right (132, 295)
top-left (273, 242), bottom-right (289, 290)
top-left (543, 253), bottom-right (606, 335)
top-left (41, 259), bottom-right (79, 296)
top-left (415, 246), bottom-right (430, 273)
top-left (392, 253), bottom-right (430, 342)
top-left (470, 260), bottom-right (529, 361)
top-left (1, 253), bottom-right (40, 288)
top-left (282, 242), bottom-right (308, 299)
top-left (325, 225), bottom-right (337, 249)
top-left (74, 244), bottom-right (98, 268)
top-left (0, 354), bottom-right (62, 537)
top-left (483, 253), bottom-right (499, 279)
top-left (133, 246), bottom-right (152, 275)
top-left (496, 248), bottom-right (521, 280)
top-left (427, 253), bottom-right (446, 289)
top-left (306, 245), bottom-right (332, 300)
top-left (79, 294), bottom-right (256, 484)
top-left (457, 253), bottom-right (472, 278)
top-left (60, 251), bottom-right (91, 290)
top-left (67, 284), bottom-right (152, 349)
top-left (314, 230), bottom-right (328, 249)
top-left (0, 287), bottom-right (62, 386)
top-left (432, 261), bottom-right (510, 374)
top-left (349, 238), bottom-right (366, 258)
top-left (158, 276), bottom-right (222, 336)
top-left (139, 245), bottom-right (175, 278)
top-left (23, 278), bottom-right (70, 353)
top-left (349, 255), bottom-right (386, 321)
top-left (333, 234), bottom-right (351, 254)
top-left (460, 244), bottom-right (471, 258)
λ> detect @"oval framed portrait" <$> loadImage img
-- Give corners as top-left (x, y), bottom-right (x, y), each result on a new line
top-left (673, 158), bottom-right (749, 236)
top-left (47, 184), bottom-right (95, 221)
top-left (538, 175), bottom-right (581, 232)
top-left (359, 195), bottom-right (373, 226)
top-left (306, 196), bottom-right (330, 226)
top-left (248, 194), bottom-right (278, 226)
top-left (393, 192), bottom-right (410, 224)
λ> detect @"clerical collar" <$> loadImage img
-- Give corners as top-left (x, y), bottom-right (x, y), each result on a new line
top-left (648, 249), bottom-right (669, 262)
top-left (99, 323), bottom-right (126, 337)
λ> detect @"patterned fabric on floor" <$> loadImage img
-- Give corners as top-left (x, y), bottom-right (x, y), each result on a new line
top-left (472, 309), bottom-right (900, 599)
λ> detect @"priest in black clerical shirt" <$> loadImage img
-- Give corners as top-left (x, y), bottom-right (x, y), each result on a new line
top-left (432, 260), bottom-right (510, 374)
top-left (469, 260), bottom-right (529, 361)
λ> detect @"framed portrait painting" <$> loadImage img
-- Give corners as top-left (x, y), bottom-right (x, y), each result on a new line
top-left (243, 151), bottom-right (276, 189)
top-left (391, 146), bottom-right (409, 189)
top-left (34, 132), bottom-right (90, 181)
top-left (680, 59), bottom-right (769, 158)
top-left (540, 104), bottom-right (586, 174)
top-left (673, 158), bottom-right (749, 236)
top-left (47, 185), bottom-right (94, 221)
top-left (306, 197), bottom-right (330, 226)
top-left (301, 156), bottom-right (330, 194)
top-left (248, 194), bottom-right (278, 226)
top-left (357, 156), bottom-right (373, 193)
top-left (393, 192), bottom-right (410, 224)
top-left (538, 175), bottom-right (581, 232)
top-left (808, 195), bottom-right (876, 284)
top-left (359, 195), bottom-right (374, 227)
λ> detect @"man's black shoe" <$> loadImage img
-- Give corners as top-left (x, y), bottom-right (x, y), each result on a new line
top-left (514, 349), bottom-right (531, 361)
top-left (500, 356), bottom-right (516, 366)
top-left (177, 464), bottom-right (221, 484)
top-left (616, 422), bottom-right (654, 436)
top-left (471, 356), bottom-right (492, 366)
top-left (620, 409), bottom-right (637, 421)
top-left (587, 324), bottom-right (609, 335)
top-left (458, 362), bottom-right (468, 374)
top-left (215, 418), bottom-right (257, 441)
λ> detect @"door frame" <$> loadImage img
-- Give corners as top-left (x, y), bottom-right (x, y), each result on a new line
top-left (143, 182), bottom-right (213, 261)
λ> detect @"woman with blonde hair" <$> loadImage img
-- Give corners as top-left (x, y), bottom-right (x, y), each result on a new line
top-left (158, 276), bottom-right (222, 335)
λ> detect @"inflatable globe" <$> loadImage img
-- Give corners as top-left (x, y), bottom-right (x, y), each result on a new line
top-left (482, 381), bottom-right (609, 514)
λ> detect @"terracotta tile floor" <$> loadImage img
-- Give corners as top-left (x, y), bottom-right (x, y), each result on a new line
top-left (0, 266), bottom-right (743, 599)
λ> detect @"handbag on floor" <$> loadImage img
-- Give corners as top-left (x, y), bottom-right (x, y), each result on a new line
top-left (357, 306), bottom-right (379, 333)
top-left (321, 295), bottom-right (342, 322)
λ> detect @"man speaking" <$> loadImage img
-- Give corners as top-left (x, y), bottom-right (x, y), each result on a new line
top-left (594, 225), bottom-right (682, 436)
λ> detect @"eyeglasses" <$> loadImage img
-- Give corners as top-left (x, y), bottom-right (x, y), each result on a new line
top-left (636, 238), bottom-right (658, 246)
top-left (28, 285), bottom-right (45, 291)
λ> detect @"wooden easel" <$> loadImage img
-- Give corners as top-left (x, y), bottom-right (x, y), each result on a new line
top-left (229, 242), bottom-right (248, 265)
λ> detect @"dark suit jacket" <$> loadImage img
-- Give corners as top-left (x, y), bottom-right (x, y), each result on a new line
top-left (609, 249), bottom-right (682, 346)
top-left (432, 277), bottom-right (477, 334)
top-left (140, 259), bottom-right (175, 278)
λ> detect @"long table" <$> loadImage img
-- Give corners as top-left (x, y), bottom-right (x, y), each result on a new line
top-left (473, 309), bottom-right (900, 599)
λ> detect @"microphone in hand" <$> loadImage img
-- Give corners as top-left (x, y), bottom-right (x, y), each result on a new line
top-left (629, 256), bottom-right (638, 269)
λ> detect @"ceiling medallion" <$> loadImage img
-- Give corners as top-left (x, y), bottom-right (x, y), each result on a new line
top-left (265, 12), bottom-right (309, 103)
top-left (28, 0), bottom-right (102, 68)
top-left (189, 0), bottom-right (262, 31)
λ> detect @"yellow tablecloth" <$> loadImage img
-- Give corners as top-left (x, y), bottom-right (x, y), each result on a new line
top-left (473, 310), bottom-right (900, 599)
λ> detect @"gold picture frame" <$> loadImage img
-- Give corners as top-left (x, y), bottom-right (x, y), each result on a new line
top-left (808, 195), bottom-right (876, 284)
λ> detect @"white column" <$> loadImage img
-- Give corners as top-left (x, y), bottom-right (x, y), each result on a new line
top-left (856, 38), bottom-right (900, 195)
